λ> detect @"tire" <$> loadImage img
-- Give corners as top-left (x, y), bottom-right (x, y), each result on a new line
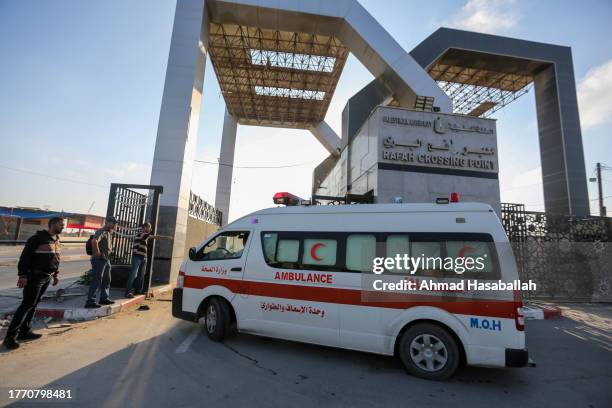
top-left (203, 298), bottom-right (231, 341)
top-left (398, 323), bottom-right (460, 380)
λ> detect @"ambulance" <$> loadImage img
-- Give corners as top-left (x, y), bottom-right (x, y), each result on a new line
top-left (172, 193), bottom-right (531, 380)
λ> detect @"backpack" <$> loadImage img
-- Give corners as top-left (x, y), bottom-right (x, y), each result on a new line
top-left (85, 234), bottom-right (94, 255)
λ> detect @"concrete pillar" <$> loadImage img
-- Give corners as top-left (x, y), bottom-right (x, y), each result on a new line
top-left (214, 108), bottom-right (238, 226)
top-left (534, 61), bottom-right (589, 216)
top-left (149, 0), bottom-right (208, 285)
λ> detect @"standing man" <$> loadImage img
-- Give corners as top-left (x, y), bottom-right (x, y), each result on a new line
top-left (85, 216), bottom-right (117, 308)
top-left (3, 217), bottom-right (65, 350)
top-left (125, 222), bottom-right (172, 298)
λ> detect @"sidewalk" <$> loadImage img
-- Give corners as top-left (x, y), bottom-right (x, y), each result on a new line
top-left (0, 283), bottom-right (173, 322)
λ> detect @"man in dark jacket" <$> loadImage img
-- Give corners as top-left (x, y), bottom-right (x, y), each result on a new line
top-left (2, 217), bottom-right (65, 350)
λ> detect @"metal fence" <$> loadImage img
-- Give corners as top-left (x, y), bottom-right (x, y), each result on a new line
top-left (189, 192), bottom-right (222, 226)
top-left (501, 203), bottom-right (612, 301)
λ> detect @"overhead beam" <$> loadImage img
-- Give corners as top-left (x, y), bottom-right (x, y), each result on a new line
top-left (309, 121), bottom-right (341, 156)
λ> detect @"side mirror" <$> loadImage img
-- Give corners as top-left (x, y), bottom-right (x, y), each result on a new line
top-left (188, 247), bottom-right (198, 261)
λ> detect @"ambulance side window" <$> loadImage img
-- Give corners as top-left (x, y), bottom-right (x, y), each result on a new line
top-left (386, 235), bottom-right (410, 274)
top-left (411, 240), bottom-right (445, 276)
top-left (200, 231), bottom-right (249, 261)
top-left (346, 234), bottom-right (376, 272)
top-left (277, 240), bottom-right (299, 263)
top-left (445, 238), bottom-right (497, 277)
top-left (262, 233), bottom-right (278, 262)
top-left (262, 232), bottom-right (300, 268)
top-left (302, 238), bottom-right (337, 266)
top-left (261, 232), bottom-right (342, 271)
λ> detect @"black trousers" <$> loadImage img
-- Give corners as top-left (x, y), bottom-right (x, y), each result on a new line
top-left (5, 273), bottom-right (51, 340)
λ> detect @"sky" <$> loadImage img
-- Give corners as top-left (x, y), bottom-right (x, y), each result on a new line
top-left (0, 0), bottom-right (611, 221)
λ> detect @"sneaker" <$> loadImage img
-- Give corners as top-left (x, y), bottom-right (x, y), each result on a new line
top-left (2, 337), bottom-right (20, 350)
top-left (85, 302), bottom-right (102, 309)
top-left (125, 293), bottom-right (135, 299)
top-left (99, 299), bottom-right (115, 305)
top-left (17, 331), bottom-right (43, 341)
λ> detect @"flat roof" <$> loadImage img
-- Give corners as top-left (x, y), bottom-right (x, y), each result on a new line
top-left (238, 202), bottom-right (494, 218)
top-left (208, 22), bottom-right (348, 128)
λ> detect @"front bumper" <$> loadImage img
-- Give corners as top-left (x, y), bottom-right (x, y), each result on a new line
top-left (505, 348), bottom-right (531, 367)
top-left (172, 288), bottom-right (198, 322)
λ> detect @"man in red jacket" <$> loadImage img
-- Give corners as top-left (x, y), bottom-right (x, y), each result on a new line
top-left (3, 217), bottom-right (65, 350)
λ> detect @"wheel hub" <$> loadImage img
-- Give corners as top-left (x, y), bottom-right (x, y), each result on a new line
top-left (206, 305), bottom-right (217, 333)
top-left (409, 334), bottom-right (448, 372)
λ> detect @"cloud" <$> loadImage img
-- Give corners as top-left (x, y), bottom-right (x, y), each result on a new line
top-left (578, 59), bottom-right (612, 130)
top-left (444, 0), bottom-right (520, 35)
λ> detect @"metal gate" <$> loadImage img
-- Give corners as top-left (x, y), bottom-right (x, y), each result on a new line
top-left (106, 183), bottom-right (163, 292)
top-left (501, 203), bottom-right (612, 301)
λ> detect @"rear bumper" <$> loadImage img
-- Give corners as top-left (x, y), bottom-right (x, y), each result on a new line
top-left (505, 348), bottom-right (530, 367)
top-left (172, 288), bottom-right (198, 322)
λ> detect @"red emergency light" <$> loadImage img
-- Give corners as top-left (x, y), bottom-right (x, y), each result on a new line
top-left (450, 192), bottom-right (460, 203)
top-left (273, 192), bottom-right (302, 206)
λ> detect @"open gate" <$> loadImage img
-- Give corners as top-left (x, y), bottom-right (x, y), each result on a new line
top-left (106, 183), bottom-right (163, 293)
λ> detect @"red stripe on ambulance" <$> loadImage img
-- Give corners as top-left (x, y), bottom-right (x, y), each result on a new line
top-left (183, 275), bottom-right (517, 319)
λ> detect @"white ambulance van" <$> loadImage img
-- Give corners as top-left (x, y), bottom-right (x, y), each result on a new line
top-left (172, 194), bottom-right (530, 380)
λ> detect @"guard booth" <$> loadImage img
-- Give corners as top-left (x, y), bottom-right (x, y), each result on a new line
top-left (105, 183), bottom-right (163, 294)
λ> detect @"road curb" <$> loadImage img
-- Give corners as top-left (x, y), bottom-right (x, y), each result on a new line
top-left (36, 295), bottom-right (146, 321)
top-left (1, 284), bottom-right (174, 321)
top-left (523, 303), bottom-right (563, 320)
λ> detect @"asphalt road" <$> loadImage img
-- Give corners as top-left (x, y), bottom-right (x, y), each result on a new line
top-left (0, 260), bottom-right (90, 291)
top-left (0, 298), bottom-right (610, 408)
top-left (0, 246), bottom-right (85, 262)
top-left (0, 245), bottom-right (88, 290)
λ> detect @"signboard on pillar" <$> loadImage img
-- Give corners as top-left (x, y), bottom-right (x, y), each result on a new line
top-left (379, 109), bottom-right (497, 173)
top-left (374, 107), bottom-right (500, 212)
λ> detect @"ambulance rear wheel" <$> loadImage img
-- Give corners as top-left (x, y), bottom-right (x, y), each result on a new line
top-left (203, 297), bottom-right (231, 341)
top-left (398, 323), bottom-right (460, 380)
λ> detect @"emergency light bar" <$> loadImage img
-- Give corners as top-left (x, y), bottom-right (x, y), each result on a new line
top-left (436, 192), bottom-right (460, 204)
top-left (273, 192), bottom-right (303, 206)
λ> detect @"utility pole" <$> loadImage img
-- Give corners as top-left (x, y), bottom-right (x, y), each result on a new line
top-left (596, 163), bottom-right (606, 216)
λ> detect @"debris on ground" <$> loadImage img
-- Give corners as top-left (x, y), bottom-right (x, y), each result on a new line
top-left (137, 305), bottom-right (150, 311)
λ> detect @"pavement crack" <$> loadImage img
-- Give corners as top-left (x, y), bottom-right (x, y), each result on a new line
top-left (222, 343), bottom-right (278, 376)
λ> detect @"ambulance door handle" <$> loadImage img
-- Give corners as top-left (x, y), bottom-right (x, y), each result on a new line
top-left (231, 267), bottom-right (242, 272)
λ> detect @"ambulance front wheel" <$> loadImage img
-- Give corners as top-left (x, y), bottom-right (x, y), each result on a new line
top-left (203, 297), bottom-right (231, 341)
top-left (398, 323), bottom-right (460, 380)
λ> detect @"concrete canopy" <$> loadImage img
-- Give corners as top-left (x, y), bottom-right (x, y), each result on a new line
top-left (206, 0), bottom-right (452, 130)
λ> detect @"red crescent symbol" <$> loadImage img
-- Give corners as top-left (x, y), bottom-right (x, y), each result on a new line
top-left (458, 246), bottom-right (475, 258)
top-left (310, 243), bottom-right (325, 261)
